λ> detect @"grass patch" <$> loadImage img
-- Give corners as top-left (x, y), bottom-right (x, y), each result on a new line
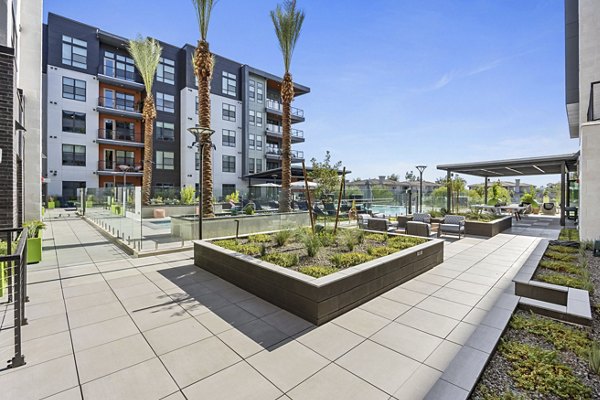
top-left (388, 235), bottom-right (427, 250)
top-left (537, 272), bottom-right (594, 292)
top-left (366, 246), bottom-right (397, 257)
top-left (330, 252), bottom-right (374, 268)
top-left (539, 259), bottom-right (583, 275)
top-left (500, 340), bottom-right (591, 399)
top-left (261, 253), bottom-right (299, 268)
top-left (248, 234), bottom-right (272, 243)
top-left (298, 265), bottom-right (338, 278)
top-left (510, 313), bottom-right (591, 357)
top-left (364, 233), bottom-right (388, 243)
top-left (559, 228), bottom-right (580, 242)
top-left (543, 251), bottom-right (578, 262)
top-left (548, 245), bottom-right (579, 254)
top-left (213, 239), bottom-right (261, 256)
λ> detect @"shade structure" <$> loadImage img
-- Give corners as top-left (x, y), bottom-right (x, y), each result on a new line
top-left (252, 183), bottom-right (282, 188)
top-left (290, 181), bottom-right (318, 188)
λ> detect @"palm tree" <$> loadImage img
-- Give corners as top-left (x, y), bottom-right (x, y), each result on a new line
top-left (270, 0), bottom-right (305, 213)
top-left (191, 0), bottom-right (217, 217)
top-left (127, 36), bottom-right (162, 205)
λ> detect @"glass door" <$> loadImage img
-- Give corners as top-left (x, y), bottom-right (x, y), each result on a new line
top-left (103, 119), bottom-right (115, 140)
top-left (103, 89), bottom-right (115, 109)
top-left (104, 149), bottom-right (115, 171)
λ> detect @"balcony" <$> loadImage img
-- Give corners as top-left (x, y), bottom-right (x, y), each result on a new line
top-left (97, 159), bottom-right (144, 176)
top-left (265, 124), bottom-right (305, 142)
top-left (265, 148), bottom-right (304, 162)
top-left (265, 99), bottom-right (305, 122)
top-left (97, 97), bottom-right (143, 119)
top-left (96, 129), bottom-right (144, 148)
top-left (97, 65), bottom-right (145, 91)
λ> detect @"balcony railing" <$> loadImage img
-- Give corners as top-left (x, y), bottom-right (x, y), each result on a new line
top-left (98, 159), bottom-right (144, 173)
top-left (97, 129), bottom-right (142, 143)
top-left (98, 65), bottom-right (136, 82)
top-left (266, 99), bottom-right (304, 118)
top-left (98, 97), bottom-right (142, 113)
top-left (266, 148), bottom-right (304, 159)
top-left (588, 81), bottom-right (600, 122)
top-left (265, 124), bottom-right (304, 138)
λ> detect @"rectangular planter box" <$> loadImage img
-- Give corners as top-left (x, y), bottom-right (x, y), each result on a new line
top-left (47, 201), bottom-right (55, 209)
top-left (27, 235), bottom-right (42, 264)
top-left (464, 216), bottom-right (512, 237)
top-left (194, 234), bottom-right (444, 325)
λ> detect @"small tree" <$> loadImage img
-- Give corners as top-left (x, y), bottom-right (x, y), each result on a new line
top-left (387, 173), bottom-right (399, 182)
top-left (405, 171), bottom-right (417, 181)
top-left (487, 181), bottom-right (511, 205)
top-left (309, 151), bottom-right (342, 202)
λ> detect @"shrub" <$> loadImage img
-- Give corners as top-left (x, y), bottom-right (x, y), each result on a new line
top-left (244, 204), bottom-right (255, 215)
top-left (248, 234), bottom-right (271, 243)
top-left (225, 190), bottom-right (239, 203)
top-left (364, 233), bottom-right (387, 243)
top-left (274, 230), bottom-right (293, 247)
top-left (235, 244), bottom-right (261, 256)
top-left (388, 235), bottom-right (426, 250)
top-left (298, 265), bottom-right (338, 278)
top-left (301, 233), bottom-right (322, 257)
top-left (260, 243), bottom-right (267, 257)
top-left (330, 252), bottom-right (374, 268)
top-left (544, 251), bottom-right (578, 262)
top-left (500, 341), bottom-right (591, 399)
top-left (537, 273), bottom-right (593, 292)
top-left (318, 231), bottom-right (337, 247)
top-left (180, 186), bottom-right (196, 205)
top-left (548, 245), bottom-right (579, 254)
top-left (366, 246), bottom-right (397, 257)
top-left (340, 230), bottom-right (359, 251)
top-left (539, 260), bottom-right (582, 275)
top-left (590, 342), bottom-right (600, 375)
top-left (261, 253), bottom-right (299, 268)
top-left (213, 239), bottom-right (239, 251)
top-left (519, 193), bottom-right (539, 208)
top-left (23, 220), bottom-right (46, 238)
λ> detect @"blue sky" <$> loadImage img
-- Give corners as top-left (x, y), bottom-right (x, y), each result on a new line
top-left (43, 0), bottom-right (576, 185)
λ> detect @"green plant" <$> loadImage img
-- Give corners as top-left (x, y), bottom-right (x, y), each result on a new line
top-left (308, 151), bottom-right (342, 201)
top-left (180, 186), bottom-right (196, 205)
top-left (244, 204), bottom-right (255, 215)
top-left (260, 243), bottom-right (267, 257)
top-left (340, 230), bottom-right (359, 251)
top-left (213, 239), bottom-right (260, 256)
top-left (544, 251), bottom-right (578, 262)
top-left (301, 233), bottom-right (321, 257)
top-left (23, 220), bottom-right (46, 238)
top-left (476, 385), bottom-right (526, 400)
top-left (274, 229), bottom-right (293, 247)
top-left (366, 246), bottom-right (397, 257)
top-left (248, 234), bottom-right (271, 243)
top-left (318, 231), bottom-right (337, 247)
top-left (589, 342), bottom-right (600, 375)
top-left (298, 265), bottom-right (338, 278)
top-left (225, 190), bottom-right (239, 203)
top-left (388, 235), bottom-right (426, 250)
top-left (539, 259), bottom-right (582, 275)
top-left (364, 233), bottom-right (387, 243)
top-left (261, 252), bottom-right (299, 268)
top-left (559, 228), bottom-right (580, 242)
top-left (519, 193), bottom-right (539, 208)
top-left (537, 272), bottom-right (593, 292)
top-left (548, 245), bottom-right (579, 254)
top-left (500, 340), bottom-right (591, 399)
top-left (330, 252), bottom-right (374, 268)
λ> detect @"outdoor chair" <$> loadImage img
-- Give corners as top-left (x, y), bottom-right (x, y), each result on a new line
top-left (367, 218), bottom-right (395, 233)
top-left (406, 221), bottom-right (431, 237)
top-left (357, 213), bottom-right (372, 229)
top-left (541, 202), bottom-right (556, 215)
top-left (438, 215), bottom-right (466, 239)
top-left (412, 213), bottom-right (431, 224)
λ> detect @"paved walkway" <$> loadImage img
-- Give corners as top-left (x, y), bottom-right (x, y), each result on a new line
top-left (0, 217), bottom-right (553, 399)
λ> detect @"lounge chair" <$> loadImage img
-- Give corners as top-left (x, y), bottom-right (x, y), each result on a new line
top-left (367, 218), bottom-right (395, 233)
top-left (413, 213), bottom-right (431, 224)
top-left (438, 215), bottom-right (466, 239)
top-left (406, 221), bottom-right (431, 237)
top-left (357, 213), bottom-right (372, 229)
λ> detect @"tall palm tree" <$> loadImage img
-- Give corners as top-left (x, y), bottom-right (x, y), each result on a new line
top-left (191, 0), bottom-right (217, 217)
top-left (127, 36), bottom-right (162, 205)
top-left (271, 0), bottom-right (305, 213)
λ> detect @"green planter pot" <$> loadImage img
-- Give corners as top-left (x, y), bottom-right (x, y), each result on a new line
top-left (86, 200), bottom-right (94, 208)
top-left (27, 235), bottom-right (42, 264)
top-left (0, 262), bottom-right (6, 297)
top-left (110, 204), bottom-right (123, 216)
top-left (47, 201), bottom-right (55, 209)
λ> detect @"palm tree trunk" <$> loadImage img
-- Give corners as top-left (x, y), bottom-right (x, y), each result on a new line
top-left (194, 40), bottom-right (214, 218)
top-left (279, 72), bottom-right (294, 213)
top-left (142, 94), bottom-right (156, 205)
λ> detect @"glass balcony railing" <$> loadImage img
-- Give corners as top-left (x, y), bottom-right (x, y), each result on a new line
top-left (265, 148), bottom-right (304, 159)
top-left (97, 160), bottom-right (144, 173)
top-left (98, 97), bottom-right (142, 113)
top-left (266, 99), bottom-right (304, 118)
top-left (97, 129), bottom-right (142, 143)
top-left (265, 124), bottom-right (304, 138)
top-left (98, 64), bottom-right (137, 82)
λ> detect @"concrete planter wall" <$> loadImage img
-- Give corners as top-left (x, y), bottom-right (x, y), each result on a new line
top-left (194, 234), bottom-right (444, 325)
top-left (173, 211), bottom-right (310, 240)
top-left (464, 216), bottom-right (512, 237)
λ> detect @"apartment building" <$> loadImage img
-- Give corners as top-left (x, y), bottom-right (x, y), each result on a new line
top-left (564, 0), bottom-right (600, 241)
top-left (0, 0), bottom-right (43, 227)
top-left (43, 13), bottom-right (309, 201)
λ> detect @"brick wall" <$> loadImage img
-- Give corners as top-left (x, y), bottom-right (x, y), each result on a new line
top-left (0, 47), bottom-right (18, 228)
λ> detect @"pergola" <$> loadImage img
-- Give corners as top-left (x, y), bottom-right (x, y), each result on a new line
top-left (437, 152), bottom-right (579, 226)
top-left (244, 163), bottom-right (349, 185)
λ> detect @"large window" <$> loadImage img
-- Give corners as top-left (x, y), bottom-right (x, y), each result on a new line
top-left (249, 110), bottom-right (255, 125)
top-left (222, 129), bottom-right (236, 147)
top-left (256, 111), bottom-right (263, 127)
top-left (103, 52), bottom-right (135, 81)
top-left (256, 159), bottom-right (263, 173)
top-left (156, 151), bottom-right (175, 170)
top-left (249, 134), bottom-right (255, 150)
top-left (157, 58), bottom-right (175, 84)
top-left (116, 150), bottom-right (135, 166)
top-left (256, 135), bottom-right (263, 151)
top-left (222, 103), bottom-right (236, 121)
top-left (62, 144), bottom-right (86, 166)
top-left (222, 155), bottom-right (236, 173)
top-left (62, 77), bottom-right (86, 101)
top-left (257, 82), bottom-right (264, 103)
top-left (249, 80), bottom-right (256, 101)
top-left (62, 111), bottom-right (86, 134)
top-left (222, 184), bottom-right (236, 199)
top-left (248, 158), bottom-right (255, 174)
top-left (156, 122), bottom-right (175, 141)
top-left (62, 35), bottom-right (87, 69)
top-left (156, 92), bottom-right (175, 113)
top-left (222, 71), bottom-right (237, 96)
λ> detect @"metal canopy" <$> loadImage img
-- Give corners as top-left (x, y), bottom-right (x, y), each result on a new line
top-left (437, 152), bottom-right (579, 177)
top-left (245, 164), bottom-right (349, 180)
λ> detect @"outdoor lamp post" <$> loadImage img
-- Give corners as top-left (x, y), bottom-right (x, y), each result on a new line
top-left (187, 126), bottom-right (215, 240)
top-left (118, 164), bottom-right (131, 213)
top-left (416, 165), bottom-right (427, 213)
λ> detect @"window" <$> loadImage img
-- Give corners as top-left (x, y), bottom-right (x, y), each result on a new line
top-left (256, 111), bottom-right (263, 127)
top-left (222, 129), bottom-right (236, 147)
top-left (157, 57), bottom-right (175, 84)
top-left (156, 122), bottom-right (175, 141)
top-left (256, 159), bottom-right (263, 173)
top-left (222, 103), bottom-right (236, 121)
top-left (222, 184), bottom-right (236, 199)
top-left (222, 155), bottom-right (235, 173)
top-left (116, 92), bottom-right (136, 111)
top-left (156, 151), bottom-right (175, 170)
top-left (248, 158), bottom-right (255, 174)
top-left (62, 181), bottom-right (86, 200)
top-left (257, 82), bottom-right (264, 102)
top-left (195, 152), bottom-right (200, 171)
top-left (249, 80), bottom-right (256, 101)
top-left (249, 110), bottom-right (255, 125)
top-left (156, 92), bottom-right (175, 113)
top-left (62, 77), bottom-right (86, 101)
top-left (62, 144), bottom-right (86, 166)
top-left (249, 134), bottom-right (255, 150)
top-left (256, 135), bottom-right (263, 151)
top-left (115, 121), bottom-right (135, 140)
top-left (195, 96), bottom-right (198, 114)
top-left (62, 35), bottom-right (87, 69)
top-left (62, 111), bottom-right (86, 133)
top-left (103, 52), bottom-right (135, 81)
top-left (222, 71), bottom-right (237, 96)
top-left (116, 150), bottom-right (135, 166)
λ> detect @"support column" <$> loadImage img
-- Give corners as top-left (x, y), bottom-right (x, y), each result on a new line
top-left (560, 162), bottom-right (566, 227)
top-left (484, 177), bottom-right (488, 205)
top-left (446, 171), bottom-right (452, 212)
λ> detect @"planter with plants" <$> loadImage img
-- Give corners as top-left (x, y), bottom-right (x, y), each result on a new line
top-left (195, 228), bottom-right (443, 325)
top-left (23, 220), bottom-right (46, 264)
top-left (520, 192), bottom-right (540, 214)
top-left (47, 196), bottom-right (56, 209)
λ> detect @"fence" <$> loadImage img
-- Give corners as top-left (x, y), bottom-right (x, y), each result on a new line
top-left (0, 227), bottom-right (28, 369)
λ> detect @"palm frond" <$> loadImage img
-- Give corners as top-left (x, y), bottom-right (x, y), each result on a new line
top-left (270, 0), bottom-right (305, 72)
top-left (191, 0), bottom-right (218, 40)
top-left (127, 35), bottom-right (162, 93)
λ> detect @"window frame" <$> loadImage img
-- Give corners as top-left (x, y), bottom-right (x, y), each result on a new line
top-left (222, 155), bottom-right (236, 173)
top-left (156, 150), bottom-right (175, 170)
top-left (249, 79), bottom-right (256, 101)
top-left (156, 121), bottom-right (175, 142)
top-left (157, 57), bottom-right (175, 85)
top-left (62, 77), bottom-right (86, 102)
top-left (222, 129), bottom-right (236, 147)
top-left (62, 35), bottom-right (87, 69)
top-left (62, 111), bottom-right (86, 134)
top-left (222, 103), bottom-right (236, 121)
top-left (156, 92), bottom-right (175, 113)
top-left (62, 144), bottom-right (86, 166)
top-left (222, 71), bottom-right (237, 96)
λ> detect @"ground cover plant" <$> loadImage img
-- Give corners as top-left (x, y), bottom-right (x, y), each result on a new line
top-left (533, 242), bottom-right (593, 292)
top-left (213, 228), bottom-right (427, 278)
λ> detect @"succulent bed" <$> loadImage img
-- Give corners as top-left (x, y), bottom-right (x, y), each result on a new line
top-left (212, 228), bottom-right (427, 278)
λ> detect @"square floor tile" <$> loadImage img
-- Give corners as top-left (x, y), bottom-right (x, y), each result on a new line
top-left (144, 317), bottom-right (212, 355)
top-left (218, 318), bottom-right (290, 358)
top-left (371, 322), bottom-right (442, 362)
top-left (130, 302), bottom-right (189, 332)
top-left (415, 296), bottom-right (472, 321)
top-left (71, 315), bottom-right (139, 352)
top-left (261, 309), bottom-right (314, 336)
top-left (381, 287), bottom-right (428, 306)
top-left (332, 308), bottom-right (389, 338)
top-left (67, 301), bottom-right (127, 329)
top-left (396, 308), bottom-right (459, 339)
top-left (359, 297), bottom-right (411, 320)
top-left (394, 364), bottom-right (442, 400)
top-left (424, 340), bottom-right (462, 372)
